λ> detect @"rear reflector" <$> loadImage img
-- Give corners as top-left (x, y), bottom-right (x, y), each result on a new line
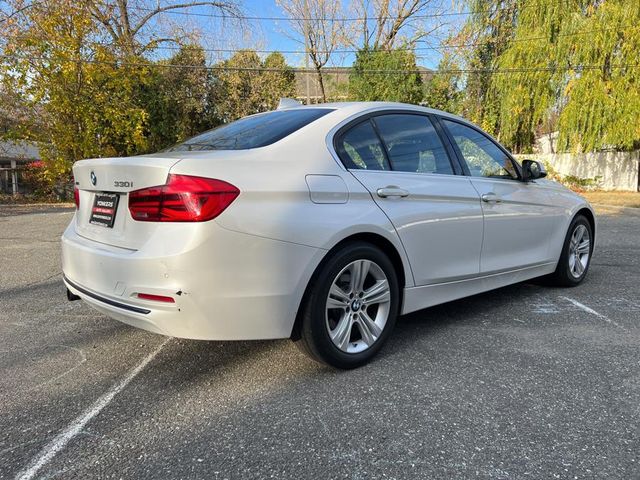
top-left (137, 293), bottom-right (175, 303)
top-left (74, 185), bottom-right (80, 209)
top-left (128, 174), bottom-right (239, 222)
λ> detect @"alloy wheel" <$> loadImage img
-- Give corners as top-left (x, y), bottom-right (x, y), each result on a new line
top-left (325, 259), bottom-right (391, 354)
top-left (568, 224), bottom-right (590, 278)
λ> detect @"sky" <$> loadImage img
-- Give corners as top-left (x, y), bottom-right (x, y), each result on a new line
top-left (238, 0), bottom-right (322, 67)
top-left (150, 0), bottom-right (464, 70)
top-left (243, 0), bottom-right (307, 60)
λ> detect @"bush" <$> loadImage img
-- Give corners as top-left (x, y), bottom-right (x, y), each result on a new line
top-left (560, 175), bottom-right (603, 192)
top-left (541, 161), bottom-right (602, 192)
top-left (20, 161), bottom-right (73, 201)
top-left (21, 161), bottom-right (49, 195)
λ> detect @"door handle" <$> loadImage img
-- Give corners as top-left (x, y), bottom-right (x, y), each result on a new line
top-left (376, 186), bottom-right (410, 198)
top-left (481, 192), bottom-right (502, 203)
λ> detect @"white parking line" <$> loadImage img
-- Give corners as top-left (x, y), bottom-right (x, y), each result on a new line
top-left (15, 338), bottom-right (170, 480)
top-left (559, 296), bottom-right (625, 330)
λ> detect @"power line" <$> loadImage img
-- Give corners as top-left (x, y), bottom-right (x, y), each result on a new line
top-left (5, 2), bottom-right (634, 59)
top-left (131, 5), bottom-right (465, 22)
top-left (2, 53), bottom-right (638, 75)
top-left (127, 0), bottom-right (571, 23)
top-left (1, 0), bottom-right (572, 24)
top-left (122, 23), bottom-right (636, 56)
top-left (10, 20), bottom-right (624, 59)
top-left (13, 23), bottom-right (632, 58)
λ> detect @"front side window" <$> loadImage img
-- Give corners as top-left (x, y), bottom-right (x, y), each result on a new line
top-left (372, 114), bottom-right (453, 175)
top-left (337, 120), bottom-right (390, 171)
top-left (165, 108), bottom-right (334, 151)
top-left (443, 120), bottom-right (518, 179)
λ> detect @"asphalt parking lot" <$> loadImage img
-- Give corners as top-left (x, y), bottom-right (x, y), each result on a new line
top-left (1, 205), bottom-right (639, 479)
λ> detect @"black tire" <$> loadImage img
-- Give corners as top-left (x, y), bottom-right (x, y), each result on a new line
top-left (548, 214), bottom-right (593, 287)
top-left (294, 242), bottom-right (400, 369)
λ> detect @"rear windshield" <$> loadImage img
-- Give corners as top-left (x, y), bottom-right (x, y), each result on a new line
top-left (165, 108), bottom-right (334, 151)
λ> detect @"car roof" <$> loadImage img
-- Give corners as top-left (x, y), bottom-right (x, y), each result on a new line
top-left (288, 101), bottom-right (512, 163)
top-left (280, 101), bottom-right (470, 125)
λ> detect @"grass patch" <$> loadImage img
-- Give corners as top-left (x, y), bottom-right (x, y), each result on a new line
top-left (582, 191), bottom-right (640, 208)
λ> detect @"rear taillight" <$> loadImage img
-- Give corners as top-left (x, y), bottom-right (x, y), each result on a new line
top-left (73, 185), bottom-right (80, 209)
top-left (128, 174), bottom-right (239, 222)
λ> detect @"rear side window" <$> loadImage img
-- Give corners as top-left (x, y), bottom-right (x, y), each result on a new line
top-left (336, 120), bottom-right (390, 171)
top-left (165, 108), bottom-right (333, 151)
top-left (373, 114), bottom-right (453, 175)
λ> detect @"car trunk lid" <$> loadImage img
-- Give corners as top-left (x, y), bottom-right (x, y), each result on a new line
top-left (73, 154), bottom-right (181, 250)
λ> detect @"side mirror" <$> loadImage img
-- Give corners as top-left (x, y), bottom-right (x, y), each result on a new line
top-left (522, 159), bottom-right (547, 182)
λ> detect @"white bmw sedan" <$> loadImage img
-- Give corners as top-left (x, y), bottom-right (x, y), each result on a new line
top-left (62, 102), bottom-right (595, 368)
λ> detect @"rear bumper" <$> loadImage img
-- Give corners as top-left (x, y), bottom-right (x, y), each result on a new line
top-left (61, 219), bottom-right (325, 340)
top-left (65, 276), bottom-right (150, 314)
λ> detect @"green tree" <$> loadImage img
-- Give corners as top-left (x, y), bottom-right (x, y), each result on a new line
top-left (458, 0), bottom-right (519, 136)
top-left (487, 0), bottom-right (575, 152)
top-left (462, 0), bottom-right (640, 152)
top-left (554, 1), bottom-right (640, 151)
top-left (145, 45), bottom-right (214, 151)
top-left (212, 50), bottom-right (264, 122)
top-left (0, 83), bottom-right (34, 138)
top-left (0, 0), bottom-right (243, 181)
top-left (348, 48), bottom-right (423, 103)
top-left (212, 50), bottom-right (297, 123)
top-left (1, 0), bottom-right (149, 182)
top-left (258, 52), bottom-right (297, 110)
top-left (424, 53), bottom-right (463, 113)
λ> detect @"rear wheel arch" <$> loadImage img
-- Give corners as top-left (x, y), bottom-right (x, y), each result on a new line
top-left (290, 232), bottom-right (407, 340)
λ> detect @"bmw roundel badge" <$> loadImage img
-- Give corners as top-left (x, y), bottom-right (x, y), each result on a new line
top-left (90, 171), bottom-right (97, 186)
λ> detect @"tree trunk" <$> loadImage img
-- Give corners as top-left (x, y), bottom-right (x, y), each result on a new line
top-left (316, 68), bottom-right (326, 103)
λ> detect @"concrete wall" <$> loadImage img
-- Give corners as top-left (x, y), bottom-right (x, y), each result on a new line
top-left (514, 151), bottom-right (639, 191)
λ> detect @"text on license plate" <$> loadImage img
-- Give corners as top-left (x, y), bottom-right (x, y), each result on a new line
top-left (90, 192), bottom-right (120, 228)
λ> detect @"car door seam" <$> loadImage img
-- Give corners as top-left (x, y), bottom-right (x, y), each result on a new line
top-left (345, 170), bottom-right (417, 286)
top-left (467, 178), bottom-right (485, 274)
